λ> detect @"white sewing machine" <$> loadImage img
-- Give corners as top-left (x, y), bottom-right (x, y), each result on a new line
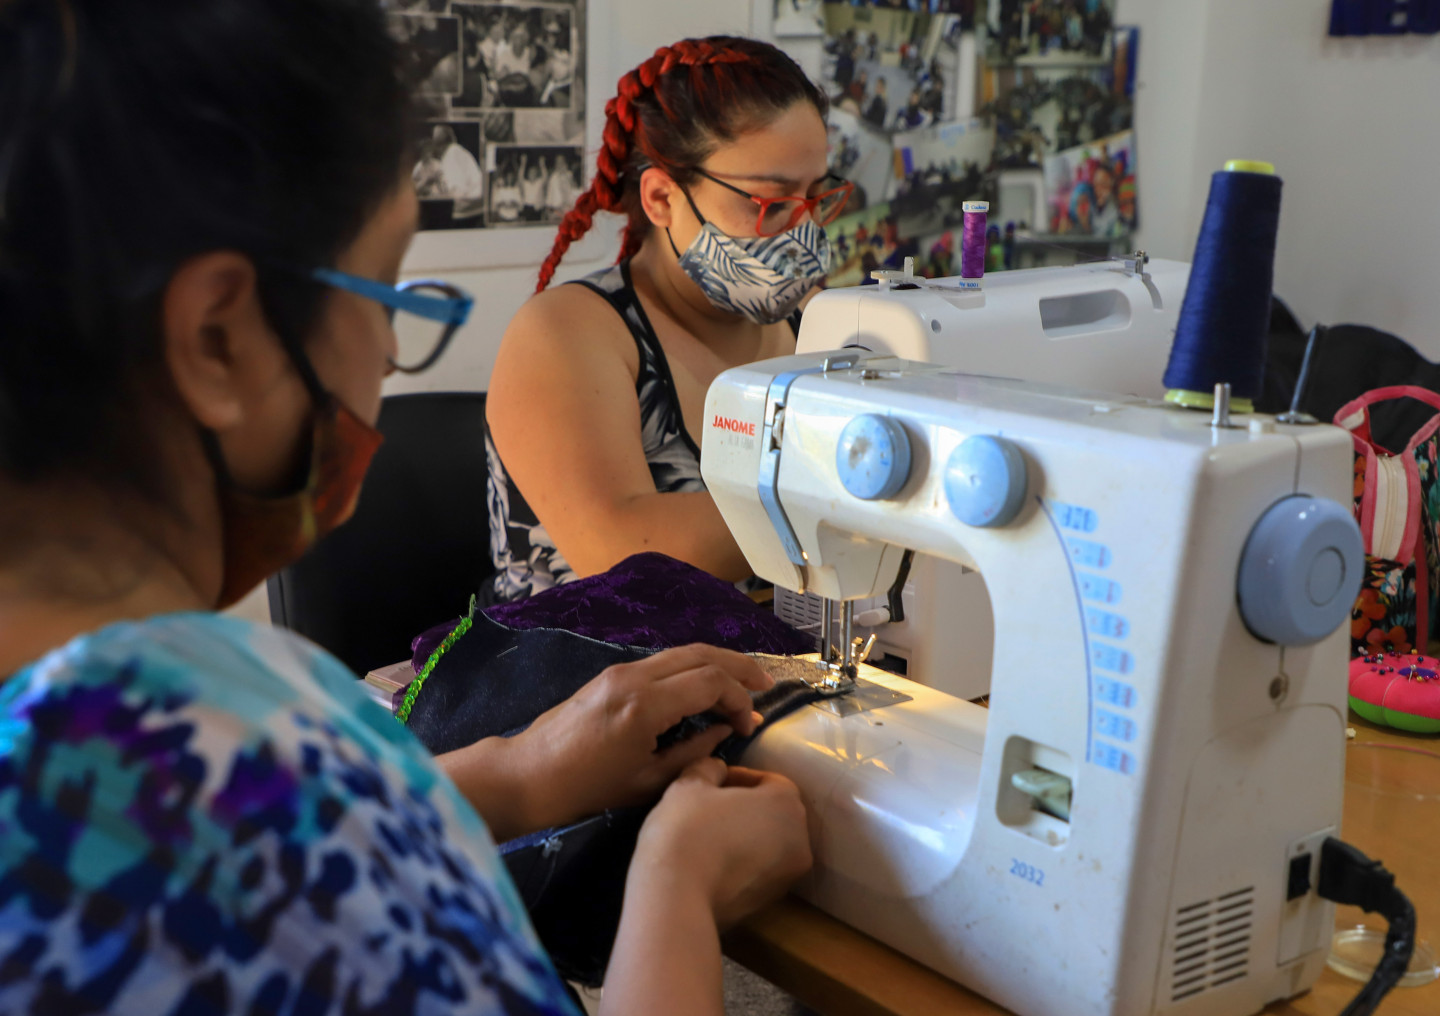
top-left (777, 257), bottom-right (1192, 698)
top-left (701, 351), bottom-right (1363, 1016)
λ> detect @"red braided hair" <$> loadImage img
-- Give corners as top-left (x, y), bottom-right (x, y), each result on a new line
top-left (535, 36), bottom-right (827, 292)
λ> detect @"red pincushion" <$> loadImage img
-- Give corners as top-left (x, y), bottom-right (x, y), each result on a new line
top-left (1349, 651), bottom-right (1440, 733)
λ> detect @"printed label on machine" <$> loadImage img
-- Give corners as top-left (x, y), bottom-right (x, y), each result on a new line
top-left (1044, 499), bottom-right (1142, 777)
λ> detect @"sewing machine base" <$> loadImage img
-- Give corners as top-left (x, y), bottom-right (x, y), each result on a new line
top-left (750, 663), bottom-right (1340, 1016)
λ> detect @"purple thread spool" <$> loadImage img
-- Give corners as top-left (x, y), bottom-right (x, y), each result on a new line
top-left (960, 200), bottom-right (988, 283)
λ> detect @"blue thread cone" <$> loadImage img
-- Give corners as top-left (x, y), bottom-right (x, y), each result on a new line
top-left (1163, 162), bottom-right (1283, 406)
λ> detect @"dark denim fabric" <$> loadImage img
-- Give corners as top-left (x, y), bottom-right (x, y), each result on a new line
top-left (405, 611), bottom-right (657, 755)
top-left (499, 807), bottom-right (649, 987)
top-left (492, 670), bottom-right (829, 986)
top-left (400, 556), bottom-right (834, 987)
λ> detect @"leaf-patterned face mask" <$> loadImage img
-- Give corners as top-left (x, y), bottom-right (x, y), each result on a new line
top-left (667, 193), bottom-right (831, 325)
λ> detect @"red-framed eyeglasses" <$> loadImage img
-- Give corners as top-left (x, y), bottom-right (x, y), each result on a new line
top-left (692, 167), bottom-right (856, 238)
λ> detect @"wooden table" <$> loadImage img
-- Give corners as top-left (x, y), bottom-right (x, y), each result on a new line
top-left (725, 713), bottom-right (1440, 1016)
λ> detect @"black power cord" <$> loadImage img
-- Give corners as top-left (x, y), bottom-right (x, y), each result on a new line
top-left (1317, 837), bottom-right (1417, 1016)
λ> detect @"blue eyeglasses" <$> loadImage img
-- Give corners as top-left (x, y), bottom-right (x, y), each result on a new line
top-left (312, 267), bottom-right (474, 374)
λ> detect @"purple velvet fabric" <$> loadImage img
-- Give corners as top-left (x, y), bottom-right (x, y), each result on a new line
top-left (411, 552), bottom-right (812, 671)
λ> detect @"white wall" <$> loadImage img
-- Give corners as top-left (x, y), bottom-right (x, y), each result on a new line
top-left (1110, 0), bottom-right (1211, 272)
top-left (1117, 0), bottom-right (1440, 352)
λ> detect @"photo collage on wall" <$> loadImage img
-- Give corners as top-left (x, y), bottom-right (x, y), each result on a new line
top-left (978, 2), bottom-right (1138, 255)
top-left (387, 0), bottom-right (586, 231)
top-left (814, 1), bottom-right (988, 286)
top-left (811, 1), bottom-right (1136, 281)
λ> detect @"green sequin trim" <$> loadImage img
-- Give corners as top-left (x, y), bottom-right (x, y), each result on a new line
top-left (395, 615), bottom-right (473, 724)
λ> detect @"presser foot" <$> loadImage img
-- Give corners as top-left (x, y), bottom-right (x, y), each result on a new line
top-left (807, 631), bottom-right (912, 717)
top-left (813, 658), bottom-right (858, 691)
top-left (809, 676), bottom-right (912, 717)
top-left (812, 631), bottom-right (879, 691)
top-left (748, 650), bottom-right (911, 718)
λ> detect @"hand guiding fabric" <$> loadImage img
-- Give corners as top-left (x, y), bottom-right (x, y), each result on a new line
top-left (447, 644), bottom-right (779, 840)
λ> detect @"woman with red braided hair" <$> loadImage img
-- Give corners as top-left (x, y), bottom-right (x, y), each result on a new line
top-left (485, 36), bottom-right (853, 601)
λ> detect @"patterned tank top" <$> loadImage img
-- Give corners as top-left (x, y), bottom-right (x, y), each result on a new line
top-left (485, 260), bottom-right (796, 602)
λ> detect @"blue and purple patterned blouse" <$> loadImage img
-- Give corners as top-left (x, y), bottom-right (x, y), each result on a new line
top-left (0, 613), bottom-right (581, 1016)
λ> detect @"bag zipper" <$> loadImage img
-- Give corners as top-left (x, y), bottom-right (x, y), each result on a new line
top-left (1372, 455), bottom-right (1410, 560)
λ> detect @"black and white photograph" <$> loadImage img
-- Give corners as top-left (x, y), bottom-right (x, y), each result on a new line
top-left (453, 2), bottom-right (575, 110)
top-left (773, 0), bottom-right (825, 38)
top-left (478, 110), bottom-right (517, 143)
top-left (486, 144), bottom-right (583, 227)
top-left (414, 121), bottom-right (487, 230)
top-left (389, 0), bottom-right (588, 238)
top-left (387, 12), bottom-right (463, 96)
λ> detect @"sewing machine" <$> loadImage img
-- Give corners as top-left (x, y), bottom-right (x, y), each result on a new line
top-left (701, 351), bottom-right (1363, 1016)
top-left (777, 257), bottom-right (1191, 698)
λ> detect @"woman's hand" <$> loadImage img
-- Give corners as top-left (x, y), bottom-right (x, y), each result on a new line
top-left (512, 643), bottom-right (773, 830)
top-left (599, 758), bottom-right (812, 1016)
top-left (637, 757), bottom-right (813, 928)
top-left (440, 643), bottom-right (774, 840)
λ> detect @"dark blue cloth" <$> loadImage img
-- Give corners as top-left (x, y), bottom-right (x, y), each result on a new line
top-left (484, 676), bottom-right (833, 986)
top-left (400, 554), bottom-right (829, 985)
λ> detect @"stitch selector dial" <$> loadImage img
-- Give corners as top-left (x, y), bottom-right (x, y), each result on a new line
top-left (836, 414), bottom-right (912, 501)
top-left (945, 435), bottom-right (1027, 528)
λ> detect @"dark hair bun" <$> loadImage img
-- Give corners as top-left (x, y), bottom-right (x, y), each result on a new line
top-left (0, 0), bottom-right (415, 483)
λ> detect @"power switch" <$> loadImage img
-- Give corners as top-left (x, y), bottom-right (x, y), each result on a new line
top-left (1287, 852), bottom-right (1313, 901)
top-left (1277, 827), bottom-right (1334, 966)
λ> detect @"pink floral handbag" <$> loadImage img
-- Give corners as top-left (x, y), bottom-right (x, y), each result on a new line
top-left (1335, 385), bottom-right (1440, 656)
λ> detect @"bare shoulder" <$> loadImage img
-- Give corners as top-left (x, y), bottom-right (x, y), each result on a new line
top-left (489, 281), bottom-right (640, 429)
top-left (495, 281), bottom-right (637, 375)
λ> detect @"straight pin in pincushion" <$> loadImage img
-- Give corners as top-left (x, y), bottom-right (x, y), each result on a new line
top-left (1163, 160), bottom-right (1283, 413)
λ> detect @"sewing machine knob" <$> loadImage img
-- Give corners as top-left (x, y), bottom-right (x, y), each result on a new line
top-left (944, 435), bottom-right (1028, 528)
top-left (1237, 495), bottom-right (1365, 646)
top-left (836, 414), bottom-right (912, 501)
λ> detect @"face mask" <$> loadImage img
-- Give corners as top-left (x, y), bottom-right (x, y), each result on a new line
top-left (672, 217), bottom-right (831, 325)
top-left (207, 395), bottom-right (382, 609)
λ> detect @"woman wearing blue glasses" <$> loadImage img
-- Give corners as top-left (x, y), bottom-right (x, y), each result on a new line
top-left (0, 3), bottom-right (809, 1015)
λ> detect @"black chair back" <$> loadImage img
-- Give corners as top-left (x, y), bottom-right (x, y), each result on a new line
top-left (267, 391), bottom-right (493, 676)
